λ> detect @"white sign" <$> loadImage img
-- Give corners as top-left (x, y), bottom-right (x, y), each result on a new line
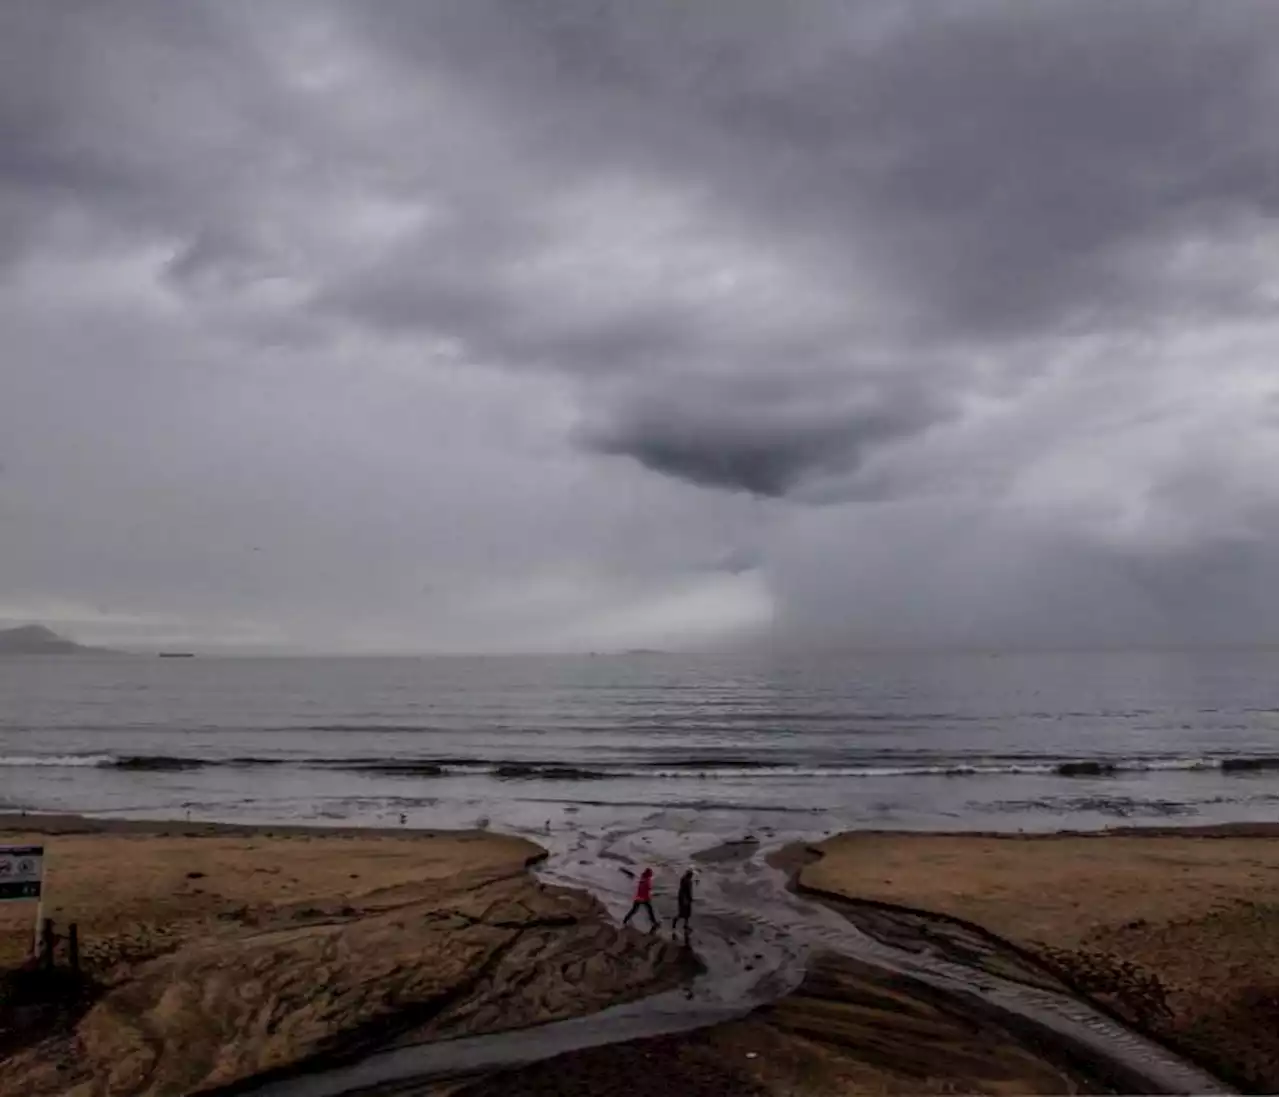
top-left (0, 845), bottom-right (44, 901)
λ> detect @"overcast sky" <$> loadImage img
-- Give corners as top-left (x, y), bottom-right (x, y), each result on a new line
top-left (1, 0), bottom-right (1275, 653)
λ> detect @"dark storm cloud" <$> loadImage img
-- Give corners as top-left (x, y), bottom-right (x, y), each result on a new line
top-left (581, 377), bottom-right (947, 497)
top-left (711, 0), bottom-right (1277, 331)
top-left (340, 0), bottom-right (1275, 337)
top-left (0, 0), bottom-right (1274, 651)
top-left (588, 410), bottom-right (860, 498)
top-left (317, 0), bottom-right (1274, 495)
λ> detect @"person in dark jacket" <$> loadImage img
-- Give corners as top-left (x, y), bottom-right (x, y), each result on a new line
top-left (622, 867), bottom-right (657, 930)
top-left (671, 868), bottom-right (694, 940)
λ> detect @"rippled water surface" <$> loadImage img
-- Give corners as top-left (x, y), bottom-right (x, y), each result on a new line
top-left (1, 649), bottom-right (1275, 833)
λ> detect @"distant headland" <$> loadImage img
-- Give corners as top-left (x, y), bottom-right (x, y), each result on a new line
top-left (0, 624), bottom-right (117, 655)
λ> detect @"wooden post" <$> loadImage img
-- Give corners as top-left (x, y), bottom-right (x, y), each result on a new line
top-left (32, 894), bottom-right (43, 961)
top-left (68, 923), bottom-right (79, 973)
top-left (41, 918), bottom-right (55, 970)
top-left (27, 845), bottom-right (47, 962)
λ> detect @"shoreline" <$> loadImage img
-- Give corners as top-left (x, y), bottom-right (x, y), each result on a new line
top-left (3, 807), bottom-right (1273, 838)
top-left (0, 812), bottom-right (513, 843)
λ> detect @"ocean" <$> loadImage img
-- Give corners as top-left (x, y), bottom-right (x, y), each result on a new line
top-left (1, 649), bottom-right (1275, 842)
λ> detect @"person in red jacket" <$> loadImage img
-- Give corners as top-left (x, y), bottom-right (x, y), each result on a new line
top-left (622, 866), bottom-right (657, 930)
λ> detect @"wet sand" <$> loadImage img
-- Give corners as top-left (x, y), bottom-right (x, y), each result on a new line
top-left (457, 955), bottom-right (1159, 1097)
top-left (1, 816), bottom-right (1273, 1096)
top-left (450, 824), bottom-right (1274, 1097)
top-left (0, 815), bottom-right (695, 1097)
top-left (784, 824), bottom-right (1278, 1094)
top-left (332, 820), bottom-right (1254, 1097)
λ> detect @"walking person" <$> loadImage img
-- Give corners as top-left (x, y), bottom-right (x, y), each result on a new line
top-left (672, 868), bottom-right (694, 941)
top-left (622, 867), bottom-right (657, 931)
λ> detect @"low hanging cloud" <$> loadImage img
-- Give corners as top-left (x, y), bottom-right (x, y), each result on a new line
top-left (0, 0), bottom-right (1274, 650)
top-left (580, 376), bottom-right (949, 498)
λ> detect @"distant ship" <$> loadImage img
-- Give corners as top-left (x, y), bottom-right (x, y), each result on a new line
top-left (158, 652), bottom-right (195, 658)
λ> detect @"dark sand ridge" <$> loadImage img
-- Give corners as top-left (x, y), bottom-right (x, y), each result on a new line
top-left (1, 815), bottom-right (1272, 1096)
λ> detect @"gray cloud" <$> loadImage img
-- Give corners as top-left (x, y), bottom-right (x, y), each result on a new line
top-left (311, 0), bottom-right (1276, 497)
top-left (341, 0), bottom-right (1274, 334)
top-left (0, 0), bottom-right (1274, 651)
top-left (581, 376), bottom-right (947, 497)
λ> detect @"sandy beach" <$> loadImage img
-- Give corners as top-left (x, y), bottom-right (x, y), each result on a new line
top-left (774, 824), bottom-right (1278, 1095)
top-left (0, 816), bottom-right (1275, 1096)
top-left (0, 815), bottom-right (695, 1096)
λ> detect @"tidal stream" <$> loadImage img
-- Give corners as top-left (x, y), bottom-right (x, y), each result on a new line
top-left (242, 816), bottom-right (1231, 1096)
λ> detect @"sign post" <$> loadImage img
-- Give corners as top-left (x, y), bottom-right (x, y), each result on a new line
top-left (0, 845), bottom-right (46, 957)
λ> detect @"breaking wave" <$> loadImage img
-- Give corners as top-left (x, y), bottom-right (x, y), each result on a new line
top-left (0, 753), bottom-right (1275, 780)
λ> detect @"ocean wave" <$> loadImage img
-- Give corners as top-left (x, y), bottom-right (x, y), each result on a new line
top-left (315, 759), bottom-right (448, 777)
top-left (299, 724), bottom-right (456, 733)
top-left (1219, 756), bottom-right (1278, 772)
top-left (0, 752), bottom-right (1274, 779)
top-left (112, 755), bottom-right (209, 772)
top-left (492, 763), bottom-right (608, 780)
top-left (985, 796), bottom-right (1199, 818)
top-left (0, 753), bottom-right (115, 768)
